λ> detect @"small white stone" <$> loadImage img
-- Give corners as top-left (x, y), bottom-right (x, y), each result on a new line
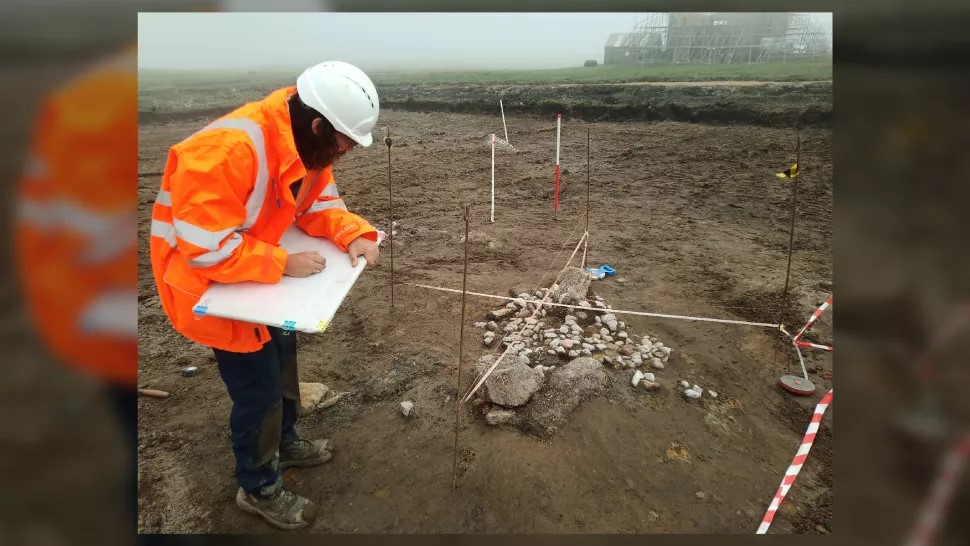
top-left (582, 343), bottom-right (595, 350)
top-left (679, 380), bottom-right (690, 388)
top-left (526, 317), bottom-right (538, 326)
top-left (547, 349), bottom-right (556, 355)
top-left (556, 346), bottom-right (567, 355)
top-left (707, 390), bottom-right (718, 399)
top-left (618, 321), bottom-right (626, 330)
top-left (561, 339), bottom-right (575, 350)
top-left (568, 350), bottom-right (580, 358)
top-left (684, 389), bottom-right (702, 399)
top-left (560, 325), bottom-right (570, 334)
top-left (581, 349), bottom-right (592, 356)
top-left (661, 346), bottom-right (672, 356)
top-left (594, 301), bottom-right (606, 308)
top-left (595, 343), bottom-right (607, 351)
top-left (486, 321), bottom-right (499, 331)
top-left (640, 380), bottom-right (660, 390)
top-left (485, 407), bottom-right (515, 426)
top-left (579, 300), bottom-right (591, 308)
top-left (564, 315), bottom-right (577, 324)
top-left (600, 327), bottom-right (609, 336)
top-left (632, 370), bottom-right (644, 387)
top-left (692, 384), bottom-right (702, 393)
top-left (603, 335), bottom-right (614, 343)
top-left (645, 373), bottom-right (656, 382)
top-left (474, 322), bottom-right (486, 328)
top-left (399, 401), bottom-right (414, 417)
top-left (651, 358), bottom-right (665, 370)
top-left (655, 342), bottom-right (665, 349)
top-left (595, 316), bottom-right (602, 324)
top-left (617, 332), bottom-right (628, 339)
top-left (631, 354), bottom-right (643, 366)
top-left (606, 320), bottom-right (619, 332)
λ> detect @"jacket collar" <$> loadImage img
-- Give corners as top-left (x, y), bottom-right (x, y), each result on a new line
top-left (262, 86), bottom-right (307, 185)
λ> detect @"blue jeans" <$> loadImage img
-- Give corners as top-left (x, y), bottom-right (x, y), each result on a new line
top-left (213, 326), bottom-right (301, 496)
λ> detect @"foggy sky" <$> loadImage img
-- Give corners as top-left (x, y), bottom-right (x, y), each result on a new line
top-left (138, 12), bottom-right (833, 71)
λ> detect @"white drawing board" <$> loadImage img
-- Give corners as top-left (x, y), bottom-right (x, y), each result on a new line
top-left (193, 225), bottom-right (382, 334)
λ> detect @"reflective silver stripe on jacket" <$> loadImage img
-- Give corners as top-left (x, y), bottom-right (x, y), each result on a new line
top-left (151, 116), bottom-right (270, 268)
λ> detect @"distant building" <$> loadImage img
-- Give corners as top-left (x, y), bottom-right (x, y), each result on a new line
top-left (604, 12), bottom-right (831, 65)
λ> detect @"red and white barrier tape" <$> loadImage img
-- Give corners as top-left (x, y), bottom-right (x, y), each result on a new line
top-left (916, 303), bottom-right (970, 383)
top-left (904, 432), bottom-right (970, 546)
top-left (793, 296), bottom-right (832, 343)
top-left (795, 340), bottom-right (833, 352)
top-left (757, 389), bottom-right (833, 534)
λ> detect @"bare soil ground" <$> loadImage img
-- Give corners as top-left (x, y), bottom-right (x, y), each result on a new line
top-left (137, 92), bottom-right (832, 533)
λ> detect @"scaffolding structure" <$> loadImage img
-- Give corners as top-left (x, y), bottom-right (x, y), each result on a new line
top-left (604, 13), bottom-right (831, 65)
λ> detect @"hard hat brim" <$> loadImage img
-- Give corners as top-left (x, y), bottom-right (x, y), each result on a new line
top-left (355, 132), bottom-right (373, 147)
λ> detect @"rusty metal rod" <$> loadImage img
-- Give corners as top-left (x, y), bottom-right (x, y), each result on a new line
top-left (582, 128), bottom-right (591, 269)
top-left (778, 134), bottom-right (800, 325)
top-left (384, 128), bottom-right (394, 308)
top-left (452, 203), bottom-right (471, 489)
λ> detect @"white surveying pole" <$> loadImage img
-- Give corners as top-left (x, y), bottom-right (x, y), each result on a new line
top-left (490, 133), bottom-right (496, 223)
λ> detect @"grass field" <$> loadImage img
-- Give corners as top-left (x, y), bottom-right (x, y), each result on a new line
top-left (367, 57), bottom-right (832, 85)
top-left (140, 56), bottom-right (831, 87)
top-left (138, 57), bottom-right (832, 116)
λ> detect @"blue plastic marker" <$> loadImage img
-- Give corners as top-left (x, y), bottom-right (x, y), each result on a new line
top-left (585, 264), bottom-right (617, 280)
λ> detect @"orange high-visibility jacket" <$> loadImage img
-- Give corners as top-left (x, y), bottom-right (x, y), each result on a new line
top-left (17, 48), bottom-right (138, 386)
top-left (150, 86), bottom-right (377, 353)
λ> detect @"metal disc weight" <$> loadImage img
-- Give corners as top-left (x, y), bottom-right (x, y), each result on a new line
top-left (779, 375), bottom-right (816, 396)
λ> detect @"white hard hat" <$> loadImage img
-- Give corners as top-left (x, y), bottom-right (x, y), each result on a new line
top-left (296, 61), bottom-right (379, 147)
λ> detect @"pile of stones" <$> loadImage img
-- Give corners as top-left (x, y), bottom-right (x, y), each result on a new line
top-left (475, 267), bottom-right (673, 376)
top-left (469, 267), bottom-right (712, 432)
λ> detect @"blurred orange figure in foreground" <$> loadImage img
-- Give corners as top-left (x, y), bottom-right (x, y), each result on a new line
top-left (16, 46), bottom-right (138, 388)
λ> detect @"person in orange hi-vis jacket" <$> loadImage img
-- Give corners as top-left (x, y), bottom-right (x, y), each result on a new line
top-left (149, 61), bottom-right (381, 530)
top-left (16, 45), bottom-right (139, 535)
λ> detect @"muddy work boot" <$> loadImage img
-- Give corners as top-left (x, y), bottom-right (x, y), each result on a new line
top-left (236, 487), bottom-right (319, 530)
top-left (279, 438), bottom-right (334, 469)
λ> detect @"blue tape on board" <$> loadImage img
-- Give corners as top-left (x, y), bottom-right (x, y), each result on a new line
top-left (193, 304), bottom-right (208, 316)
top-left (282, 320), bottom-right (297, 332)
